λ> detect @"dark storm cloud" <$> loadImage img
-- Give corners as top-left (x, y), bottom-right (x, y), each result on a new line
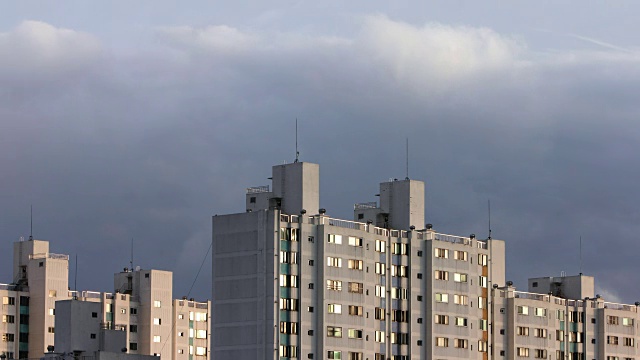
top-left (1, 17), bottom-right (639, 303)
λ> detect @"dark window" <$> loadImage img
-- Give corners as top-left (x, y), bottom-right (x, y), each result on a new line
top-left (308, 236), bottom-right (314, 243)
top-left (250, 197), bottom-right (256, 203)
top-left (417, 296), bottom-right (423, 301)
top-left (591, 339), bottom-right (596, 344)
top-left (20, 296), bottom-right (29, 306)
top-left (145, 273), bottom-right (149, 278)
top-left (39, 262), bottom-right (44, 267)
top-left (130, 325), bottom-right (138, 333)
top-left (92, 312), bottom-right (98, 318)
top-left (308, 330), bottom-right (314, 336)
top-left (19, 314), bottom-right (29, 324)
top-left (130, 342), bottom-right (138, 351)
top-left (309, 260), bottom-right (314, 266)
top-left (417, 250), bottom-right (423, 257)
top-left (308, 283), bottom-right (314, 289)
top-left (308, 306), bottom-right (314, 312)
top-left (417, 318), bottom-right (423, 324)
top-left (308, 354), bottom-right (313, 359)
top-left (500, 350), bottom-right (505, 356)
top-left (130, 308), bottom-right (137, 315)
top-left (591, 318), bottom-right (596, 324)
top-left (532, 282), bottom-right (538, 287)
top-left (357, 214), bottom-right (364, 220)
top-left (500, 329), bottom-right (505, 335)
top-left (417, 340), bottom-right (422, 346)
top-left (19, 332), bottom-right (28, 342)
top-left (90, 334), bottom-right (96, 339)
top-left (417, 273), bottom-right (422, 279)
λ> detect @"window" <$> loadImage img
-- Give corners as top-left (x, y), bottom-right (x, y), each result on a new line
top-left (479, 275), bottom-right (488, 288)
top-left (2, 315), bottom-right (15, 323)
top-left (2, 297), bottom-right (15, 305)
top-left (327, 234), bottom-right (342, 244)
top-left (48, 327), bottom-right (55, 333)
top-left (348, 305), bottom-right (363, 316)
top-left (308, 283), bottom-right (314, 289)
top-left (375, 239), bottom-right (386, 252)
top-left (517, 326), bottom-right (529, 336)
top-left (280, 251), bottom-right (299, 264)
top-left (327, 256), bottom-right (342, 267)
top-left (280, 345), bottom-right (298, 358)
top-left (91, 333), bottom-right (97, 339)
top-left (569, 311), bottom-right (584, 323)
top-left (517, 306), bottom-right (529, 315)
top-left (130, 308), bottom-right (137, 315)
top-left (347, 352), bottom-right (363, 360)
top-left (348, 282), bottom-right (363, 294)
top-left (121, 308), bottom-right (126, 314)
top-left (348, 259), bottom-right (363, 270)
top-left (154, 300), bottom-right (161, 308)
top-left (454, 339), bottom-right (468, 348)
top-left (392, 243), bottom-right (408, 255)
top-left (478, 254), bottom-right (488, 266)
top-left (478, 297), bottom-right (487, 309)
top-left (534, 328), bottom-right (547, 338)
top-left (153, 335), bottom-right (161, 343)
top-left (308, 236), bottom-right (314, 243)
top-left (453, 273), bottom-right (468, 283)
top-left (327, 326), bottom-right (342, 338)
top-left (194, 312), bottom-right (207, 322)
top-left (623, 317), bottom-right (634, 326)
top-left (455, 317), bottom-right (468, 327)
top-left (327, 351), bottom-right (341, 359)
top-left (375, 307), bottom-right (385, 320)
top-left (375, 285), bottom-right (386, 298)
top-left (517, 348), bottom-right (529, 357)
top-left (435, 293), bottom-right (449, 303)
top-left (196, 330), bottom-right (207, 339)
top-left (130, 325), bottom-right (138, 333)
top-left (624, 337), bottom-right (634, 347)
top-left (391, 265), bottom-right (408, 277)
top-left (435, 337), bottom-right (449, 347)
top-left (280, 275), bottom-right (299, 288)
top-left (375, 331), bottom-right (385, 343)
top-left (178, 349), bottom-right (184, 354)
top-left (534, 307), bottom-right (546, 317)
top-left (435, 315), bottom-right (449, 325)
top-left (534, 350), bottom-right (547, 359)
top-left (390, 332), bottom-right (409, 345)
top-left (92, 312), bottom-right (98, 318)
top-left (308, 306), bottom-right (314, 312)
top-left (435, 270), bottom-right (448, 280)
top-left (48, 290), bottom-right (57, 297)
top-left (479, 319), bottom-right (488, 330)
top-left (453, 294), bottom-right (468, 305)
top-left (153, 318), bottom-right (161, 325)
top-left (348, 237), bottom-right (363, 247)
top-left (453, 250), bottom-right (468, 261)
top-left (392, 310), bottom-right (409, 323)
top-left (417, 250), bottom-right (423, 257)
top-left (417, 273), bottom-right (422, 279)
top-left (435, 248), bottom-right (448, 258)
top-left (130, 342), bottom-right (138, 351)
top-left (280, 298), bottom-right (299, 311)
top-left (3, 333), bottom-right (15, 342)
top-left (375, 262), bottom-right (386, 275)
top-left (608, 315), bottom-right (619, 325)
top-left (390, 287), bottom-right (408, 300)
top-left (348, 329), bottom-right (363, 339)
top-left (178, 332), bottom-right (184, 337)
top-left (327, 304), bottom-right (342, 314)
top-left (106, 304), bottom-right (113, 312)
top-left (326, 280), bottom-right (342, 291)
top-left (280, 322), bottom-right (298, 334)
top-left (556, 330), bottom-right (564, 341)
top-left (478, 341), bottom-right (488, 353)
top-left (608, 336), bottom-right (619, 345)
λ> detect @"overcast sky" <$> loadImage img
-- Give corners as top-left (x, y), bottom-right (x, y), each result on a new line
top-left (1, 1), bottom-right (640, 303)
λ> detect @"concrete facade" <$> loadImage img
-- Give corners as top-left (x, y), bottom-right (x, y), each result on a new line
top-left (1, 239), bottom-right (210, 360)
top-left (212, 161), bottom-right (506, 360)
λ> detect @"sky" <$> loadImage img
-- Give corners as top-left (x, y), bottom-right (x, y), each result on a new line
top-left (1, 1), bottom-right (640, 303)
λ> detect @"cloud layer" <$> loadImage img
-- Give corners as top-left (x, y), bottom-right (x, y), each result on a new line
top-left (1, 17), bottom-right (639, 302)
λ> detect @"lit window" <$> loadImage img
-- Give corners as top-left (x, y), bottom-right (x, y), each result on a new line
top-left (453, 273), bottom-right (467, 283)
top-left (327, 351), bottom-right (341, 359)
top-left (327, 304), bottom-right (342, 314)
top-left (517, 306), bottom-right (529, 315)
top-left (434, 248), bottom-right (448, 258)
top-left (153, 336), bottom-right (161, 343)
top-left (517, 348), bottom-right (529, 357)
top-left (326, 256), bottom-right (342, 268)
top-left (154, 301), bottom-right (161, 308)
top-left (455, 317), bottom-right (468, 327)
top-left (375, 262), bottom-right (386, 275)
top-left (327, 326), bottom-right (342, 338)
top-left (435, 293), bottom-right (448, 303)
top-left (375, 240), bottom-right (386, 252)
top-left (195, 347), bottom-right (207, 356)
top-left (434, 270), bottom-right (448, 280)
top-left (196, 330), bottom-right (207, 339)
top-left (435, 337), bottom-right (449, 347)
top-left (375, 285), bottom-right (386, 298)
top-left (348, 282), bottom-right (363, 294)
top-left (347, 329), bottom-right (363, 339)
top-left (327, 234), bottom-right (342, 244)
top-left (348, 259), bottom-right (363, 270)
top-left (348, 237), bottom-right (363, 247)
top-left (153, 318), bottom-right (161, 325)
top-left (435, 315), bottom-right (449, 325)
top-left (48, 290), bottom-right (57, 298)
top-left (453, 294), bottom-right (468, 305)
top-left (326, 280), bottom-right (342, 291)
top-left (375, 331), bottom-right (385, 343)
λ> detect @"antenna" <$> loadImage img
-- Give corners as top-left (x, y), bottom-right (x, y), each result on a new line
top-left (130, 238), bottom-right (134, 271)
top-left (579, 236), bottom-right (582, 275)
top-left (29, 205), bottom-right (33, 241)
top-left (74, 254), bottom-right (78, 291)
top-left (405, 138), bottom-right (409, 180)
top-left (488, 199), bottom-right (492, 239)
top-left (294, 118), bottom-right (299, 163)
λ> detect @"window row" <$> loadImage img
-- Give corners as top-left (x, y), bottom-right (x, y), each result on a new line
top-left (435, 337), bottom-right (487, 351)
top-left (434, 248), bottom-right (468, 261)
top-left (517, 306), bottom-right (547, 316)
top-left (327, 234), bottom-right (363, 247)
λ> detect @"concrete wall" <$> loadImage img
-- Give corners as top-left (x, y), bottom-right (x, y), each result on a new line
top-left (272, 162), bottom-right (320, 215)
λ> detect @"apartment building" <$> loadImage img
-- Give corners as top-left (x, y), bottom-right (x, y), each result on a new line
top-left (493, 275), bottom-right (639, 360)
top-left (0, 238), bottom-right (210, 360)
top-left (211, 161), bottom-right (505, 360)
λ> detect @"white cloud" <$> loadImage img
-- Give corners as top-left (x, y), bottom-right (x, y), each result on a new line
top-left (595, 285), bottom-right (623, 304)
top-left (0, 20), bottom-right (101, 76)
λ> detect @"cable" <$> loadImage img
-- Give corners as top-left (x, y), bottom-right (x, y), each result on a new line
top-left (159, 239), bottom-right (213, 355)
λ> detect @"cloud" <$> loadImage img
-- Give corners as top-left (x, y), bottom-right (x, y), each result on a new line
top-left (2, 17), bottom-right (640, 304)
top-left (0, 20), bottom-right (101, 78)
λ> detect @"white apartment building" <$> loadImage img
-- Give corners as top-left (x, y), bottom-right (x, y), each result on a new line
top-left (211, 161), bottom-right (505, 360)
top-left (0, 238), bottom-right (210, 360)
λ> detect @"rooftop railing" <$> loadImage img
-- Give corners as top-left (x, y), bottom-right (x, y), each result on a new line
top-left (354, 202), bottom-right (377, 210)
top-left (514, 291), bottom-right (551, 302)
top-left (246, 185), bottom-right (270, 194)
top-left (29, 253), bottom-right (69, 260)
